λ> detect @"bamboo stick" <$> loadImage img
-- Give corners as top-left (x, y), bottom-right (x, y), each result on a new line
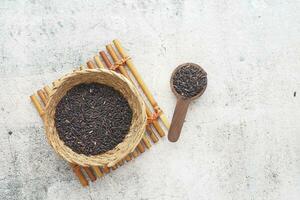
top-left (111, 165), bottom-right (118, 170)
top-left (125, 154), bottom-right (132, 162)
top-left (92, 166), bottom-right (103, 177)
top-left (132, 149), bottom-right (139, 158)
top-left (105, 47), bottom-right (130, 77)
top-left (112, 39), bottom-right (154, 103)
top-left (70, 163), bottom-right (89, 187)
top-left (44, 86), bottom-right (52, 96)
top-left (118, 159), bottom-right (125, 166)
top-left (82, 166), bottom-right (96, 182)
top-left (99, 51), bottom-right (113, 69)
top-left (146, 108), bottom-right (165, 137)
top-left (42, 88), bottom-right (49, 99)
top-left (142, 135), bottom-right (151, 149)
top-left (146, 125), bottom-right (159, 143)
top-left (30, 94), bottom-right (44, 117)
top-left (94, 55), bottom-right (104, 68)
top-left (87, 61), bottom-right (95, 69)
top-left (113, 39), bottom-right (170, 129)
top-left (37, 90), bottom-right (47, 105)
top-left (102, 166), bottom-right (110, 174)
top-left (105, 46), bottom-right (163, 140)
top-left (143, 135), bottom-right (151, 148)
top-left (36, 90), bottom-right (47, 115)
top-left (137, 143), bottom-right (145, 153)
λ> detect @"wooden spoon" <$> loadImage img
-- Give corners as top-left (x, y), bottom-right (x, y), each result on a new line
top-left (168, 63), bottom-right (207, 142)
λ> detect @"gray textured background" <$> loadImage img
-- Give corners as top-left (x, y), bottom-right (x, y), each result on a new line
top-left (0, 0), bottom-right (299, 200)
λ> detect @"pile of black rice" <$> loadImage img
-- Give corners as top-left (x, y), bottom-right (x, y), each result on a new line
top-left (55, 83), bottom-right (132, 156)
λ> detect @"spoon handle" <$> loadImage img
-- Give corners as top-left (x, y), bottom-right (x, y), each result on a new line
top-left (168, 98), bottom-right (191, 142)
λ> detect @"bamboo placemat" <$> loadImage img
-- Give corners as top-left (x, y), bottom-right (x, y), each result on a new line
top-left (30, 39), bottom-right (169, 187)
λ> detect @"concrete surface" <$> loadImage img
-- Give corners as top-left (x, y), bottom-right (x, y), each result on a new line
top-left (0, 0), bottom-right (299, 199)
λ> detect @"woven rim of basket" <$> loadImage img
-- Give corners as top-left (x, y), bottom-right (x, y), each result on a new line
top-left (44, 69), bottom-right (147, 167)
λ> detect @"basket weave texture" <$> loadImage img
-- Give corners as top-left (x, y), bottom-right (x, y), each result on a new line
top-left (44, 69), bottom-right (147, 167)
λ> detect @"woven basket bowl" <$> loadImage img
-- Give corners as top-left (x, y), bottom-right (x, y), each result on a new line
top-left (44, 69), bottom-right (147, 167)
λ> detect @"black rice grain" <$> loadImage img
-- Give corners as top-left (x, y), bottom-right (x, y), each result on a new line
top-left (172, 64), bottom-right (207, 98)
top-left (55, 83), bottom-right (132, 156)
